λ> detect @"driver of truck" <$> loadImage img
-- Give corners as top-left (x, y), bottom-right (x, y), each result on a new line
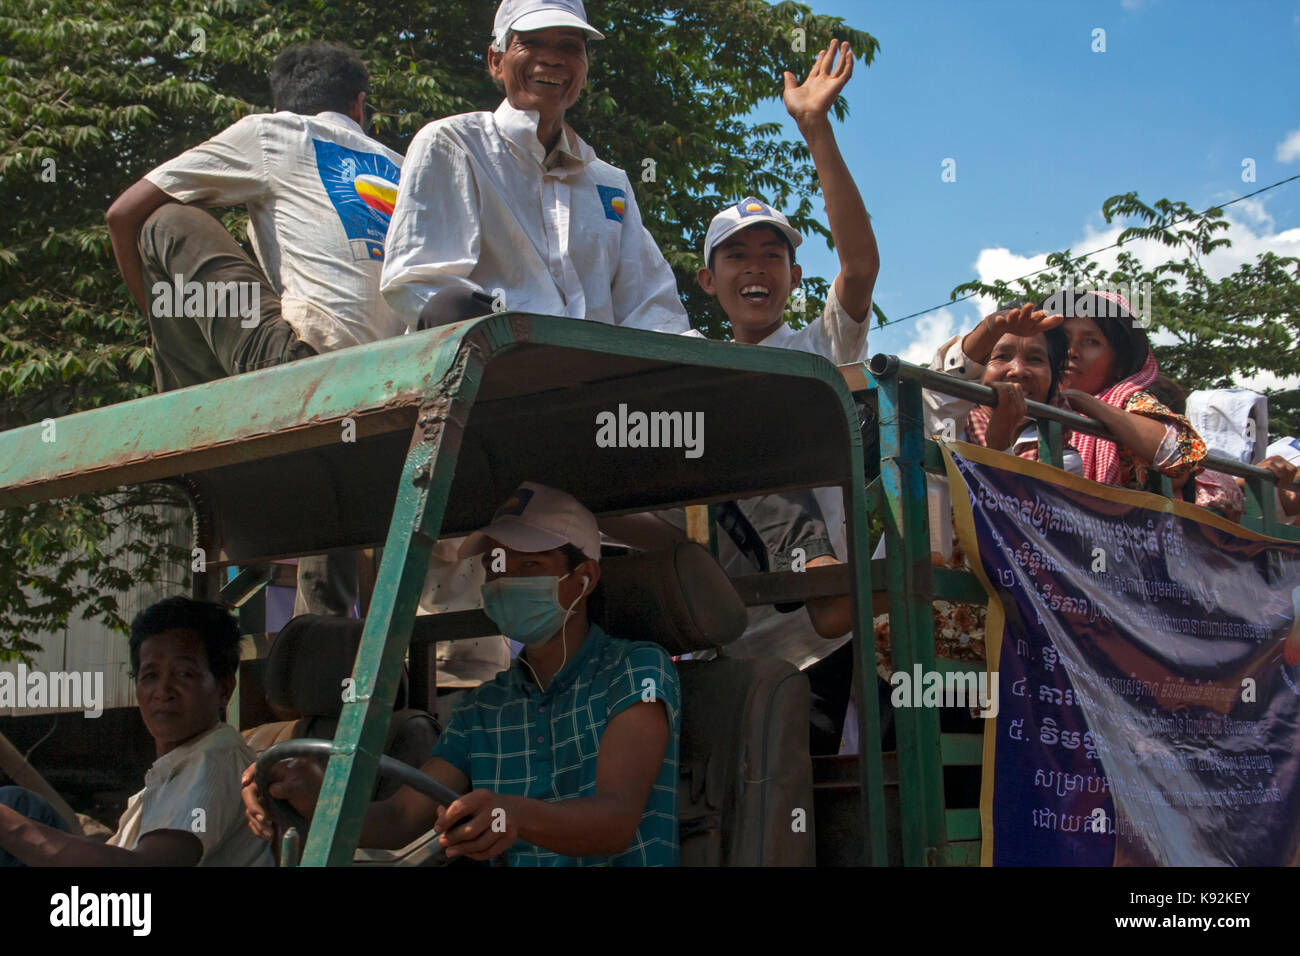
top-left (0, 597), bottom-right (273, 866)
top-left (380, 0), bottom-right (690, 336)
top-left (243, 481), bottom-right (681, 865)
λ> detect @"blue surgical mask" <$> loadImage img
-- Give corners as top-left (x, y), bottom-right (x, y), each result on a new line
top-left (481, 571), bottom-right (580, 647)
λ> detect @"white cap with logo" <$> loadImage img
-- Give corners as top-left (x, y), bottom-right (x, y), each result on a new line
top-left (702, 196), bottom-right (803, 262)
top-left (458, 481), bottom-right (601, 562)
top-left (492, 0), bottom-right (604, 50)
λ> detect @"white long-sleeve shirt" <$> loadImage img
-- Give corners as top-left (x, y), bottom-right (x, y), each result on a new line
top-left (108, 723), bottom-right (273, 866)
top-left (381, 100), bottom-right (689, 333)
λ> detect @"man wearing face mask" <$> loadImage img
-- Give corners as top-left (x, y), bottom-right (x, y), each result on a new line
top-left (243, 482), bottom-right (680, 865)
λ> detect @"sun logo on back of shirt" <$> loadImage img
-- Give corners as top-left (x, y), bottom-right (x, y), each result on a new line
top-left (353, 173), bottom-right (397, 216)
top-left (313, 140), bottom-right (401, 262)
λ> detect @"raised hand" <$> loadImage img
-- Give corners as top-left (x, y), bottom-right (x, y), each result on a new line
top-left (986, 302), bottom-right (1065, 338)
top-left (783, 39), bottom-right (854, 128)
top-left (963, 301), bottom-right (1065, 364)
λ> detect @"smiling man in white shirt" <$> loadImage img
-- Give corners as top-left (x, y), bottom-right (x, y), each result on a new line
top-left (381, 0), bottom-right (689, 334)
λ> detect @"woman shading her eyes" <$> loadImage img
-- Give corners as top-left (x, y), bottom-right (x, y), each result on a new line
top-left (924, 300), bottom-right (1082, 473)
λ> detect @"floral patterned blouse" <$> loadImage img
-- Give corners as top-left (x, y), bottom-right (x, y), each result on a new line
top-left (1113, 389), bottom-right (1206, 492)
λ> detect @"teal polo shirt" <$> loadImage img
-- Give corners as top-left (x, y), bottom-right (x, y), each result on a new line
top-left (431, 624), bottom-right (680, 866)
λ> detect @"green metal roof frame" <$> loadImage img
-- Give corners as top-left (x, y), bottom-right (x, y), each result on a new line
top-left (0, 313), bottom-right (888, 866)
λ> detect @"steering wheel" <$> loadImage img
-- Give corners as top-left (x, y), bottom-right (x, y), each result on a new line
top-left (254, 739), bottom-right (466, 863)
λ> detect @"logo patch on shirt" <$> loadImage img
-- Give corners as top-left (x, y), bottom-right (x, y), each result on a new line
top-left (312, 140), bottom-right (401, 262)
top-left (597, 185), bottom-right (626, 223)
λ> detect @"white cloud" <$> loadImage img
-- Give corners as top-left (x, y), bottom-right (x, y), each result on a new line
top-left (898, 307), bottom-right (975, 366)
top-left (942, 203), bottom-right (1300, 390)
top-left (1236, 369), bottom-right (1300, 394)
top-left (892, 198), bottom-right (1300, 381)
top-left (1278, 127), bottom-right (1300, 164)
top-left (971, 246), bottom-right (1053, 317)
top-left (1232, 198), bottom-right (1274, 229)
top-left (970, 207), bottom-right (1300, 293)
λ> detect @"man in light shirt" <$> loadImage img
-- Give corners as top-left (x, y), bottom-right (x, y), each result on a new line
top-left (385, 0), bottom-right (690, 705)
top-left (0, 597), bottom-right (272, 866)
top-left (381, 0), bottom-right (689, 334)
top-left (106, 40), bottom-right (404, 386)
top-left (690, 40), bottom-right (879, 753)
top-left (105, 40), bottom-right (404, 617)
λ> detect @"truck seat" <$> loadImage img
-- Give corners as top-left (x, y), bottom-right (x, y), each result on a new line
top-left (592, 542), bottom-right (817, 866)
top-left (241, 614), bottom-right (439, 801)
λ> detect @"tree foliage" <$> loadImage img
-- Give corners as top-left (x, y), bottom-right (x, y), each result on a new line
top-left (951, 192), bottom-right (1300, 441)
top-left (0, 0), bottom-right (878, 657)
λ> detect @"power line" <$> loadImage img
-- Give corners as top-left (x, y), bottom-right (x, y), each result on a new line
top-left (877, 173), bottom-right (1300, 330)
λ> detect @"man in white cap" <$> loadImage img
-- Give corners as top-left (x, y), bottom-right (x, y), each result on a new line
top-left (688, 40), bottom-right (878, 754)
top-left (244, 482), bottom-right (681, 866)
top-left (609, 41), bottom-right (879, 753)
top-left (380, 0), bottom-right (690, 334)
top-left (696, 39), bottom-right (878, 356)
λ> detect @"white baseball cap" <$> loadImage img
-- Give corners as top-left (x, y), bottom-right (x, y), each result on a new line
top-left (492, 0), bottom-right (604, 50)
top-left (703, 196), bottom-right (803, 262)
top-left (458, 481), bottom-right (601, 562)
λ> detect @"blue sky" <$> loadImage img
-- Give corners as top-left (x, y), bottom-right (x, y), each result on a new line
top-left (753, 0), bottom-right (1300, 376)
